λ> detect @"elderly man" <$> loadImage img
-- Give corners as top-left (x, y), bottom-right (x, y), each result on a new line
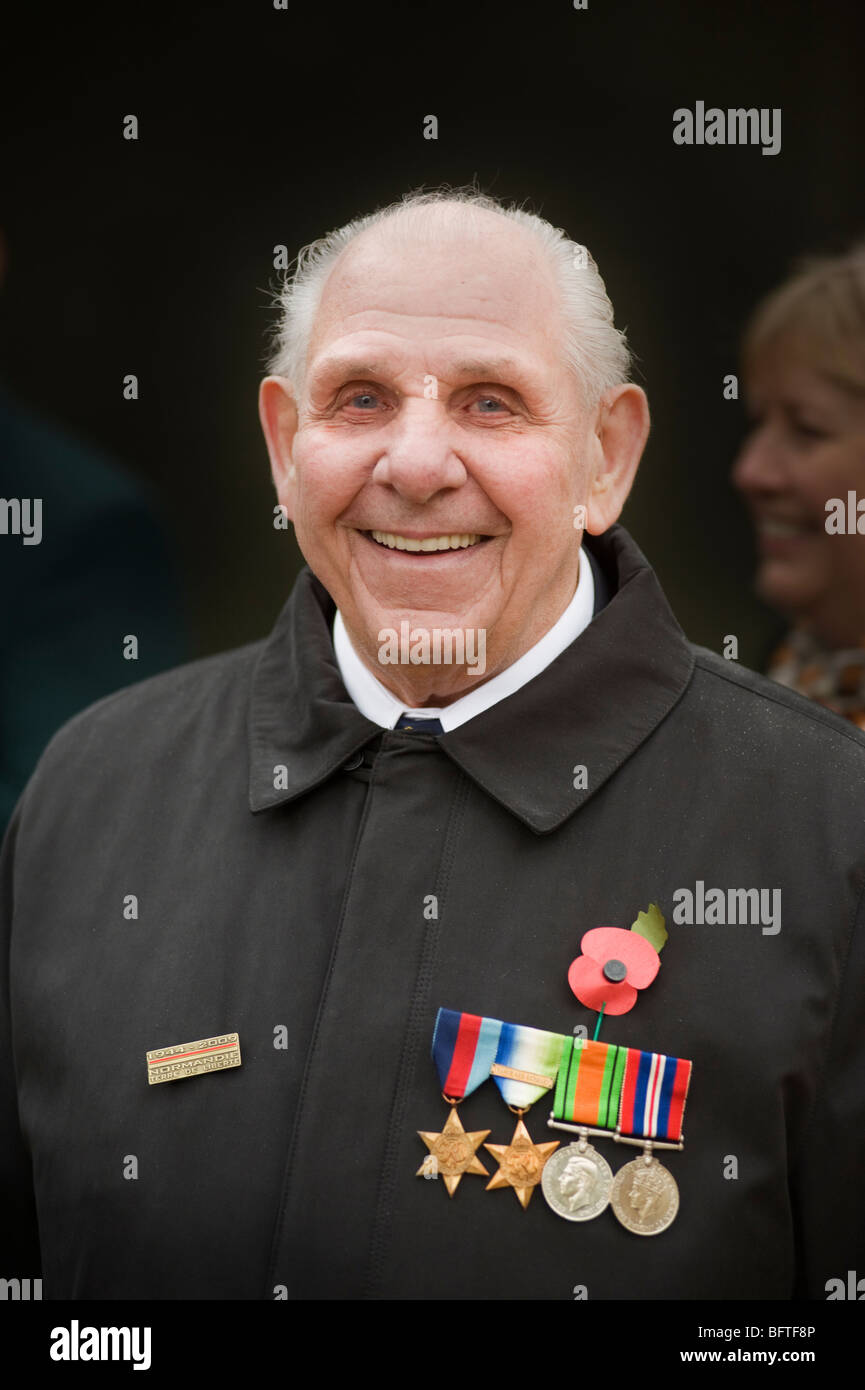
top-left (2, 189), bottom-right (864, 1302)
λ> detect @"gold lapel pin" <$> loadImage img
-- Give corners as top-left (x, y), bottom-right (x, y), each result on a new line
top-left (146, 1032), bottom-right (241, 1085)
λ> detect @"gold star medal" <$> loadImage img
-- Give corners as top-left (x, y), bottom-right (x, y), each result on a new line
top-left (484, 1113), bottom-right (559, 1209)
top-left (417, 1010), bottom-right (504, 1195)
top-left (417, 1104), bottom-right (490, 1196)
top-left (482, 1023), bottom-right (567, 1208)
top-left (421, 1011), bottom-right (566, 1207)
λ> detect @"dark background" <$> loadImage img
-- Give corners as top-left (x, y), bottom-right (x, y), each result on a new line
top-left (2, 0), bottom-right (863, 666)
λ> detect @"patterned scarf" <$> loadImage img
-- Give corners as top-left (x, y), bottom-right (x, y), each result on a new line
top-left (768, 629), bottom-right (865, 730)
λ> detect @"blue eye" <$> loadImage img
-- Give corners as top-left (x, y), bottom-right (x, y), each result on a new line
top-left (350, 393), bottom-right (379, 409)
top-left (475, 396), bottom-right (506, 412)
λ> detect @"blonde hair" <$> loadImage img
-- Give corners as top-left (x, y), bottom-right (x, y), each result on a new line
top-left (742, 242), bottom-right (865, 395)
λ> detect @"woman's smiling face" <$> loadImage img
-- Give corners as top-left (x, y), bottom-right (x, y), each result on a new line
top-left (733, 346), bottom-right (865, 646)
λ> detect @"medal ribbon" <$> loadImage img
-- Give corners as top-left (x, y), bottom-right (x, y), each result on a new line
top-left (432, 1010), bottom-right (692, 1138)
top-left (431, 1009), bottom-right (503, 1099)
top-left (552, 1038), bottom-right (627, 1128)
top-left (489, 1020), bottom-right (568, 1109)
top-left (618, 1048), bottom-right (692, 1142)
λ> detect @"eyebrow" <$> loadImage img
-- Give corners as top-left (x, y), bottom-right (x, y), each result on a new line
top-left (448, 356), bottom-right (528, 380)
top-left (313, 359), bottom-right (383, 379)
top-left (818, 371), bottom-right (865, 401)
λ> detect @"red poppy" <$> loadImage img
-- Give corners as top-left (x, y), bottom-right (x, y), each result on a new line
top-left (567, 927), bottom-right (660, 1016)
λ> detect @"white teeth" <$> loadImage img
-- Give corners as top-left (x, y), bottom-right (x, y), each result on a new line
top-left (368, 530), bottom-right (482, 551)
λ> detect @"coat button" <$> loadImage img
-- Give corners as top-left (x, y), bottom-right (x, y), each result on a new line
top-left (342, 751), bottom-right (364, 772)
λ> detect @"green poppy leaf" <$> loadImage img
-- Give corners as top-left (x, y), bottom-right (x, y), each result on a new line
top-left (631, 902), bottom-right (668, 953)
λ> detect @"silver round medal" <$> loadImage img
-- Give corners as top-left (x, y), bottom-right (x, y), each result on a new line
top-left (541, 1141), bottom-right (614, 1221)
top-left (610, 1154), bottom-right (679, 1235)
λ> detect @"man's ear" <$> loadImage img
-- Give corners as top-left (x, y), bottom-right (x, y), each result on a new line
top-left (259, 376), bottom-right (299, 517)
top-left (584, 383), bottom-right (650, 535)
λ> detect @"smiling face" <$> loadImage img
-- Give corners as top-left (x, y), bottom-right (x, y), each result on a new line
top-left (733, 344), bottom-right (865, 647)
top-left (260, 206), bottom-right (648, 705)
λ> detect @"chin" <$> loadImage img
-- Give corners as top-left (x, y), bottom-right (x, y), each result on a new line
top-left (755, 562), bottom-right (823, 623)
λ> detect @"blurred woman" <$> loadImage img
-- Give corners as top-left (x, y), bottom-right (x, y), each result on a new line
top-left (733, 243), bottom-right (865, 727)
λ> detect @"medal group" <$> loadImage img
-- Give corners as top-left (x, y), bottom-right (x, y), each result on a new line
top-left (418, 907), bottom-right (693, 1236)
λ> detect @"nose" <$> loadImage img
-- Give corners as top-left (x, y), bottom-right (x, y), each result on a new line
top-left (732, 420), bottom-right (789, 498)
top-left (371, 397), bottom-right (468, 503)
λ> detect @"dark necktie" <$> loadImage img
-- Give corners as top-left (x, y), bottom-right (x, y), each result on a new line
top-left (395, 714), bottom-right (444, 734)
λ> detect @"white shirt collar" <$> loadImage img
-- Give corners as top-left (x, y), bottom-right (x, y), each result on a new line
top-left (332, 547), bottom-right (595, 732)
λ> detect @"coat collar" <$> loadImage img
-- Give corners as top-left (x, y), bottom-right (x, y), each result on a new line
top-left (248, 525), bottom-right (695, 832)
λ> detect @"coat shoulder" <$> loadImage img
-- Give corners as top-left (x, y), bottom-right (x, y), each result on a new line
top-left (24, 640), bottom-right (266, 789)
top-left (689, 643), bottom-right (865, 759)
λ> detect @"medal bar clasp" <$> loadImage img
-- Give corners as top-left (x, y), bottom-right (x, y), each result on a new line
top-left (613, 1131), bottom-right (684, 1152)
top-left (491, 1063), bottom-right (554, 1089)
top-left (546, 1115), bottom-right (615, 1142)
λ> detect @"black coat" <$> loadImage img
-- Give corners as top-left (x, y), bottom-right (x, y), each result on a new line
top-left (2, 524), bottom-right (864, 1299)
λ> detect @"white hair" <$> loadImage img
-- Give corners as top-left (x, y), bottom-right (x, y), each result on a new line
top-left (266, 184), bottom-right (633, 406)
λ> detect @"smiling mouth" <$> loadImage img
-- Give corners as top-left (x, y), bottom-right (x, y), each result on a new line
top-left (362, 529), bottom-right (492, 553)
top-left (755, 518), bottom-right (818, 541)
